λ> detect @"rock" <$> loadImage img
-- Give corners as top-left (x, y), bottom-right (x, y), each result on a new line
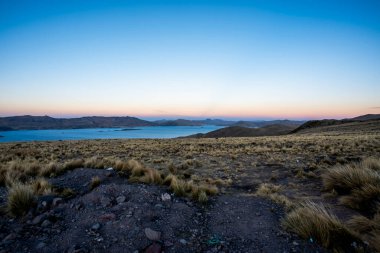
top-left (144, 242), bottom-right (162, 253)
top-left (91, 223), bottom-right (101, 231)
top-left (116, 196), bottom-right (126, 204)
top-left (36, 242), bottom-right (46, 249)
top-left (53, 197), bottom-right (63, 206)
top-left (179, 239), bottom-right (187, 245)
top-left (144, 228), bottom-right (161, 241)
top-left (41, 220), bottom-right (52, 227)
top-left (161, 193), bottom-right (171, 201)
top-left (2, 233), bottom-right (17, 242)
top-left (154, 204), bottom-right (164, 209)
top-left (32, 214), bottom-right (47, 225)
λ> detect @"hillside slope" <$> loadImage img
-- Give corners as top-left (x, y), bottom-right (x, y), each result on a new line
top-left (0, 115), bottom-right (155, 130)
top-left (188, 124), bottom-right (296, 138)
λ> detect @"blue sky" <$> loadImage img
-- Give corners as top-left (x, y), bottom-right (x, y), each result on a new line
top-left (0, 0), bottom-right (379, 120)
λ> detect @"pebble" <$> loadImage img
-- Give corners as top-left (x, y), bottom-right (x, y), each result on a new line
top-left (41, 220), bottom-right (52, 227)
top-left (144, 228), bottom-right (161, 241)
top-left (36, 242), bottom-right (46, 249)
top-left (53, 197), bottom-right (63, 206)
top-left (32, 214), bottom-right (46, 225)
top-left (91, 223), bottom-right (101, 231)
top-left (179, 239), bottom-right (187, 245)
top-left (116, 196), bottom-right (126, 204)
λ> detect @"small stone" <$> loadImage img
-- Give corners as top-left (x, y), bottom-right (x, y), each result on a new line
top-left (144, 228), bottom-right (161, 241)
top-left (293, 241), bottom-right (299, 246)
top-left (161, 193), bottom-right (171, 201)
top-left (36, 242), bottom-right (46, 249)
top-left (53, 198), bottom-right (63, 206)
top-left (154, 204), bottom-right (164, 209)
top-left (2, 233), bottom-right (17, 242)
top-left (116, 196), bottom-right (126, 204)
top-left (179, 239), bottom-right (187, 244)
top-left (91, 223), bottom-right (101, 231)
top-left (41, 220), bottom-right (51, 227)
top-left (32, 214), bottom-right (46, 225)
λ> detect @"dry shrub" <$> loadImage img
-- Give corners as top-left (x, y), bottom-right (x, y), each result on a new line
top-left (322, 158), bottom-right (380, 213)
top-left (282, 201), bottom-right (361, 252)
top-left (7, 183), bottom-right (36, 217)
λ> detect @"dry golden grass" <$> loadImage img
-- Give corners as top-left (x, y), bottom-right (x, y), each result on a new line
top-left (32, 178), bottom-right (52, 195)
top-left (256, 183), bottom-right (293, 208)
top-left (7, 183), bottom-right (36, 217)
top-left (323, 158), bottom-right (380, 213)
top-left (282, 201), bottom-right (361, 252)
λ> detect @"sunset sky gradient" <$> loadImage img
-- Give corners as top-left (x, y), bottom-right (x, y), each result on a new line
top-left (1, 0), bottom-right (379, 120)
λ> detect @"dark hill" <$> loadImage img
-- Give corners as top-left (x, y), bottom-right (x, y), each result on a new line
top-left (187, 124), bottom-right (296, 138)
top-left (291, 114), bottom-right (380, 134)
top-left (351, 114), bottom-right (380, 121)
top-left (0, 115), bottom-right (155, 130)
top-left (158, 119), bottom-right (203, 126)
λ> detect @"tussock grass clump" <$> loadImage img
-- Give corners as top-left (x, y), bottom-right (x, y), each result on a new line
top-left (85, 157), bottom-right (107, 169)
top-left (169, 176), bottom-right (187, 197)
top-left (7, 183), bottom-right (36, 217)
top-left (322, 158), bottom-right (380, 213)
top-left (40, 162), bottom-right (61, 177)
top-left (348, 212), bottom-right (380, 252)
top-left (282, 201), bottom-right (361, 252)
top-left (63, 159), bottom-right (85, 171)
top-left (90, 176), bottom-right (101, 189)
top-left (256, 183), bottom-right (292, 208)
top-left (32, 178), bottom-right (52, 195)
top-left (139, 168), bottom-right (163, 185)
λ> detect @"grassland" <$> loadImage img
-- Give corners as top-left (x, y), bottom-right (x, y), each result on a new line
top-left (0, 124), bottom-right (379, 252)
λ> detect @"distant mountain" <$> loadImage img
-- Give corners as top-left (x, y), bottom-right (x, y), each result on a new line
top-left (291, 114), bottom-right (380, 134)
top-left (231, 120), bottom-right (304, 128)
top-left (0, 115), bottom-right (155, 130)
top-left (187, 124), bottom-right (296, 138)
top-left (157, 119), bottom-right (203, 126)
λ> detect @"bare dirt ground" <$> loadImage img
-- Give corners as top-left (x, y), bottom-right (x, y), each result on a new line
top-left (0, 168), bottom-right (323, 253)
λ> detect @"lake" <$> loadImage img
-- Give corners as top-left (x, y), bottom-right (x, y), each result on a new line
top-left (0, 125), bottom-right (223, 142)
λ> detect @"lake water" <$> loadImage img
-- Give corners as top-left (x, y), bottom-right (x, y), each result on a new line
top-left (0, 125), bottom-right (223, 142)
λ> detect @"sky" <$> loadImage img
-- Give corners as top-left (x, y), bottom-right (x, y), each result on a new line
top-left (0, 0), bottom-right (379, 120)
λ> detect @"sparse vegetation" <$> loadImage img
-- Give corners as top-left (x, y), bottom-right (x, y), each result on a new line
top-left (282, 201), bottom-right (361, 252)
top-left (7, 183), bottom-right (36, 217)
top-left (323, 158), bottom-right (380, 213)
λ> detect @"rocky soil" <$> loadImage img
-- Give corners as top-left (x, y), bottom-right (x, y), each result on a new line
top-left (0, 168), bottom-right (325, 253)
